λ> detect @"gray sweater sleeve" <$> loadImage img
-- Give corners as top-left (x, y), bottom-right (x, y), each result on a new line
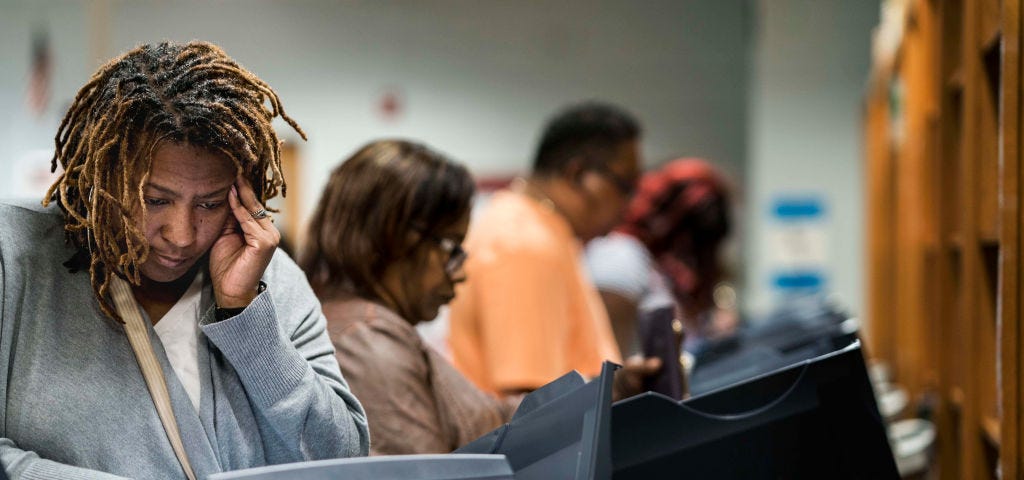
top-left (0, 440), bottom-right (128, 480)
top-left (199, 255), bottom-right (370, 462)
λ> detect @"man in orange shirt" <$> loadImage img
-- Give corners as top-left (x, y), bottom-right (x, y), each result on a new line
top-left (449, 101), bottom-right (660, 399)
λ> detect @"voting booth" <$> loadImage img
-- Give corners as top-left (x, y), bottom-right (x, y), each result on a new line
top-left (456, 361), bottom-right (617, 480)
top-left (208, 454), bottom-right (514, 480)
top-left (690, 294), bottom-right (858, 396)
top-left (612, 342), bottom-right (899, 479)
top-left (208, 344), bottom-right (897, 480)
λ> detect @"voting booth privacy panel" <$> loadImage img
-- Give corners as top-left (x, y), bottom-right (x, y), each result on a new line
top-left (689, 293), bottom-right (857, 396)
top-left (204, 343), bottom-right (895, 480)
top-left (455, 361), bottom-right (617, 480)
top-left (612, 342), bottom-right (899, 479)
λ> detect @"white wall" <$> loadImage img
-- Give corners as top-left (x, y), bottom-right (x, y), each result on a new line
top-left (0, 1), bottom-right (91, 198)
top-left (0, 0), bottom-right (750, 215)
top-left (744, 0), bottom-right (877, 319)
top-left (2, 0), bottom-right (880, 321)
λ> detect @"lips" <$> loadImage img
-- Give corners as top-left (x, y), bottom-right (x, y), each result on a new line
top-left (154, 253), bottom-right (190, 269)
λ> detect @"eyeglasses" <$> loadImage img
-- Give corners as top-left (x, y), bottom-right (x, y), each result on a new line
top-left (590, 163), bottom-right (637, 197)
top-left (425, 235), bottom-right (468, 276)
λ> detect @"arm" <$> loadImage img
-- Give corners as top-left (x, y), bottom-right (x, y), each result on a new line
top-left (1, 442), bottom-right (128, 480)
top-left (599, 290), bottom-right (639, 358)
top-left (332, 325), bottom-right (448, 454)
top-left (425, 349), bottom-right (514, 447)
top-left (597, 291), bottom-right (665, 400)
top-left (0, 218), bottom-right (128, 479)
top-left (585, 234), bottom-right (649, 357)
top-left (201, 177), bottom-right (368, 463)
top-left (472, 246), bottom-right (575, 394)
top-left (200, 265), bottom-right (370, 463)
top-left (585, 235), bottom-right (665, 399)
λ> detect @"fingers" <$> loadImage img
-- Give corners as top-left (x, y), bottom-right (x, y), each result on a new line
top-left (623, 354), bottom-right (662, 374)
top-left (231, 176), bottom-right (273, 227)
top-left (209, 177), bottom-right (280, 309)
top-left (623, 355), bottom-right (645, 369)
top-left (613, 355), bottom-right (667, 401)
top-left (228, 177), bottom-right (280, 247)
top-left (643, 356), bottom-right (663, 374)
top-left (228, 184), bottom-right (246, 222)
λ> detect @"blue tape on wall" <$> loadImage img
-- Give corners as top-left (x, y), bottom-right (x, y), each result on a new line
top-left (771, 271), bottom-right (825, 290)
top-left (772, 197), bottom-right (826, 220)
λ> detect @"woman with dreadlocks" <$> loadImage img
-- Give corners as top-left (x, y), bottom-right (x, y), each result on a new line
top-left (0, 41), bottom-right (368, 479)
top-left (585, 158), bottom-right (737, 398)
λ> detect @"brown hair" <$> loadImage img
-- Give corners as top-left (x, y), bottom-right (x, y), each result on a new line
top-left (43, 40), bottom-right (305, 320)
top-left (299, 140), bottom-right (474, 312)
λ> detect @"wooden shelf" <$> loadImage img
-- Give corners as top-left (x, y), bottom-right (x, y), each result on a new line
top-left (982, 415), bottom-right (1001, 447)
top-left (946, 66), bottom-right (965, 91)
top-left (978, 232), bottom-right (1000, 246)
top-left (981, 25), bottom-right (1001, 54)
top-left (864, 0), bottom-right (1022, 477)
top-left (946, 232), bottom-right (964, 249)
top-left (951, 386), bottom-right (965, 410)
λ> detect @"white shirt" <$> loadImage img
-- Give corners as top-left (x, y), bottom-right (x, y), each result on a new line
top-left (152, 272), bottom-right (205, 412)
top-left (585, 232), bottom-right (675, 313)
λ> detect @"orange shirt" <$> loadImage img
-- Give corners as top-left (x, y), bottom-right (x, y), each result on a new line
top-left (448, 189), bottom-right (622, 395)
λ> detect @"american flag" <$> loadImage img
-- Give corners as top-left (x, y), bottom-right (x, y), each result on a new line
top-left (26, 29), bottom-right (51, 117)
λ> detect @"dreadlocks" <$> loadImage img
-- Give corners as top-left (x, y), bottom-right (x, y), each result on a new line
top-left (43, 40), bottom-right (306, 321)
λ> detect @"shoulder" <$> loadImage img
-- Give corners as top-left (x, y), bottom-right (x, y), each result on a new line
top-left (323, 297), bottom-right (421, 346)
top-left (0, 201), bottom-right (66, 244)
top-left (468, 191), bottom-right (570, 264)
top-left (330, 304), bottom-right (429, 382)
top-left (586, 232), bottom-right (653, 272)
top-left (335, 319), bottom-right (422, 362)
top-left (0, 201), bottom-right (74, 266)
top-left (585, 232), bottom-right (655, 300)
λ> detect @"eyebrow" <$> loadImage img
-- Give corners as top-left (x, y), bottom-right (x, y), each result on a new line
top-left (144, 183), bottom-right (231, 200)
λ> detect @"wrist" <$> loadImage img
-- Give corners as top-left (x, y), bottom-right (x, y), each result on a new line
top-left (215, 281), bottom-right (267, 313)
top-left (214, 305), bottom-right (247, 322)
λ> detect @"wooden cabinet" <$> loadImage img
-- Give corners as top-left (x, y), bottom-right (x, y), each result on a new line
top-left (864, 0), bottom-right (1023, 476)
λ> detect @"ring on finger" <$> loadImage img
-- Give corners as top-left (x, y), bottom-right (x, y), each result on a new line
top-left (250, 208), bottom-right (269, 220)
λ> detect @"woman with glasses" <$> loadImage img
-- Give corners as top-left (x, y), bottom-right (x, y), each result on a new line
top-left (299, 139), bottom-right (513, 455)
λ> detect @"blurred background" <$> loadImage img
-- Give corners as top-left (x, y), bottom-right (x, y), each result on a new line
top-left (8, 0), bottom-right (1024, 478)
top-left (0, 0), bottom-right (876, 324)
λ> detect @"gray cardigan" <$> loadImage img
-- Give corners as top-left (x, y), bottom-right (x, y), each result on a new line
top-left (0, 202), bottom-right (370, 479)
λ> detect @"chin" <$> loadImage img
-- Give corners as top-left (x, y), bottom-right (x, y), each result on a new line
top-left (415, 308), bottom-right (442, 324)
top-left (139, 261), bottom-right (198, 284)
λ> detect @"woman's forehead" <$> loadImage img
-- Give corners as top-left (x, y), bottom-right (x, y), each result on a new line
top-left (146, 143), bottom-right (235, 191)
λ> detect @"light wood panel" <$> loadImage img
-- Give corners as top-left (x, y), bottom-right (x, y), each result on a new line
top-left (864, 0), bottom-right (1022, 476)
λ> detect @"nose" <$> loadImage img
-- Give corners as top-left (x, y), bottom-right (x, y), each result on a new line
top-left (161, 206), bottom-right (196, 249)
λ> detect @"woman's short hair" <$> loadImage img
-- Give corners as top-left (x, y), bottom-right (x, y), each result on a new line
top-left (300, 139), bottom-right (475, 301)
top-left (44, 40), bottom-right (304, 319)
